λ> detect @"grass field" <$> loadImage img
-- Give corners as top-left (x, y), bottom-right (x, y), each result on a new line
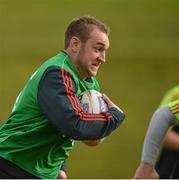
top-left (0, 0), bottom-right (179, 178)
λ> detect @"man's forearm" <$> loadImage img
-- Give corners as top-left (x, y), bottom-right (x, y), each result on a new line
top-left (142, 106), bottom-right (177, 166)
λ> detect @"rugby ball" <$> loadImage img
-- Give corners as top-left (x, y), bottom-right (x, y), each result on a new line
top-left (79, 90), bottom-right (108, 146)
top-left (79, 89), bottom-right (108, 114)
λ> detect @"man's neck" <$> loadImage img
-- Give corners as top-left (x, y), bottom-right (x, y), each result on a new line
top-left (63, 49), bottom-right (86, 79)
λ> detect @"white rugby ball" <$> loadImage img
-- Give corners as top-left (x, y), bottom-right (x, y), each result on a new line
top-left (79, 90), bottom-right (108, 113)
top-left (79, 90), bottom-right (108, 146)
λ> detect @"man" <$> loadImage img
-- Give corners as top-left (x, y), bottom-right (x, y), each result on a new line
top-left (0, 16), bottom-right (125, 179)
top-left (155, 85), bottom-right (179, 178)
top-left (133, 91), bottom-right (179, 179)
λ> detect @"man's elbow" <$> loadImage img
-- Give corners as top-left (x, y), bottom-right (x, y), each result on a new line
top-left (61, 126), bottom-right (89, 140)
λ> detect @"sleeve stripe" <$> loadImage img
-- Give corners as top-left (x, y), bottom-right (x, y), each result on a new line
top-left (63, 69), bottom-right (112, 120)
top-left (170, 106), bottom-right (179, 114)
top-left (169, 101), bottom-right (179, 114)
top-left (61, 68), bottom-right (112, 121)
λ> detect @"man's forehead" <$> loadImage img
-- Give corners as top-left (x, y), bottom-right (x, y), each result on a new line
top-left (89, 29), bottom-right (109, 47)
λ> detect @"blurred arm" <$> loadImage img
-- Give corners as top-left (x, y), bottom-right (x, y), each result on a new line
top-left (133, 106), bottom-right (177, 179)
top-left (142, 106), bottom-right (177, 166)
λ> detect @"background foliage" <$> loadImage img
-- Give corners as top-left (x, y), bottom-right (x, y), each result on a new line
top-left (0, 0), bottom-right (178, 178)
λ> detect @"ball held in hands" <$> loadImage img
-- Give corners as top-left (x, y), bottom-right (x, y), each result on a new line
top-left (79, 90), bottom-right (108, 146)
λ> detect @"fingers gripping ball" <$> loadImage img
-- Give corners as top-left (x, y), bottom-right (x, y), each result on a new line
top-left (79, 90), bottom-right (108, 146)
top-left (79, 90), bottom-right (108, 113)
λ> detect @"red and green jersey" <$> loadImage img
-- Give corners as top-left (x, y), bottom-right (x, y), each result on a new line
top-left (0, 51), bottom-right (125, 179)
top-left (159, 85), bottom-right (179, 121)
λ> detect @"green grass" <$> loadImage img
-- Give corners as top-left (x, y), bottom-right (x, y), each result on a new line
top-left (0, 0), bottom-right (179, 178)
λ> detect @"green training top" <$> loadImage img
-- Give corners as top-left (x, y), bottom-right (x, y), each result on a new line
top-left (0, 51), bottom-right (100, 179)
top-left (159, 85), bottom-right (179, 121)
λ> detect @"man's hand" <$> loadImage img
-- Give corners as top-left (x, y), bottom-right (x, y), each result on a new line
top-left (58, 170), bottom-right (67, 179)
top-left (83, 139), bottom-right (101, 146)
top-left (102, 93), bottom-right (123, 113)
top-left (82, 94), bottom-right (122, 147)
top-left (133, 162), bottom-right (159, 179)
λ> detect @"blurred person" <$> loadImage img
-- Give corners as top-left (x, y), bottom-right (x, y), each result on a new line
top-left (133, 87), bottom-right (179, 179)
top-left (0, 16), bottom-right (125, 179)
top-left (155, 85), bottom-right (179, 178)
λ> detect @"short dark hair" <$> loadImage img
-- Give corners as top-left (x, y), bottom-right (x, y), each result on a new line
top-left (64, 16), bottom-right (110, 49)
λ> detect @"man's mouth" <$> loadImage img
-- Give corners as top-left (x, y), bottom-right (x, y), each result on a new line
top-left (92, 63), bottom-right (100, 67)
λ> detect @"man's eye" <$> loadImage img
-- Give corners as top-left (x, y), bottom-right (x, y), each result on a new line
top-left (95, 47), bottom-right (103, 52)
top-left (94, 48), bottom-right (99, 52)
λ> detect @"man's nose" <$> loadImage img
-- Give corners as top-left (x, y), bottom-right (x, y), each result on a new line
top-left (98, 52), bottom-right (105, 63)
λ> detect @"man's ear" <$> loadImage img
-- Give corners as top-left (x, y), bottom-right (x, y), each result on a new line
top-left (70, 36), bottom-right (81, 52)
